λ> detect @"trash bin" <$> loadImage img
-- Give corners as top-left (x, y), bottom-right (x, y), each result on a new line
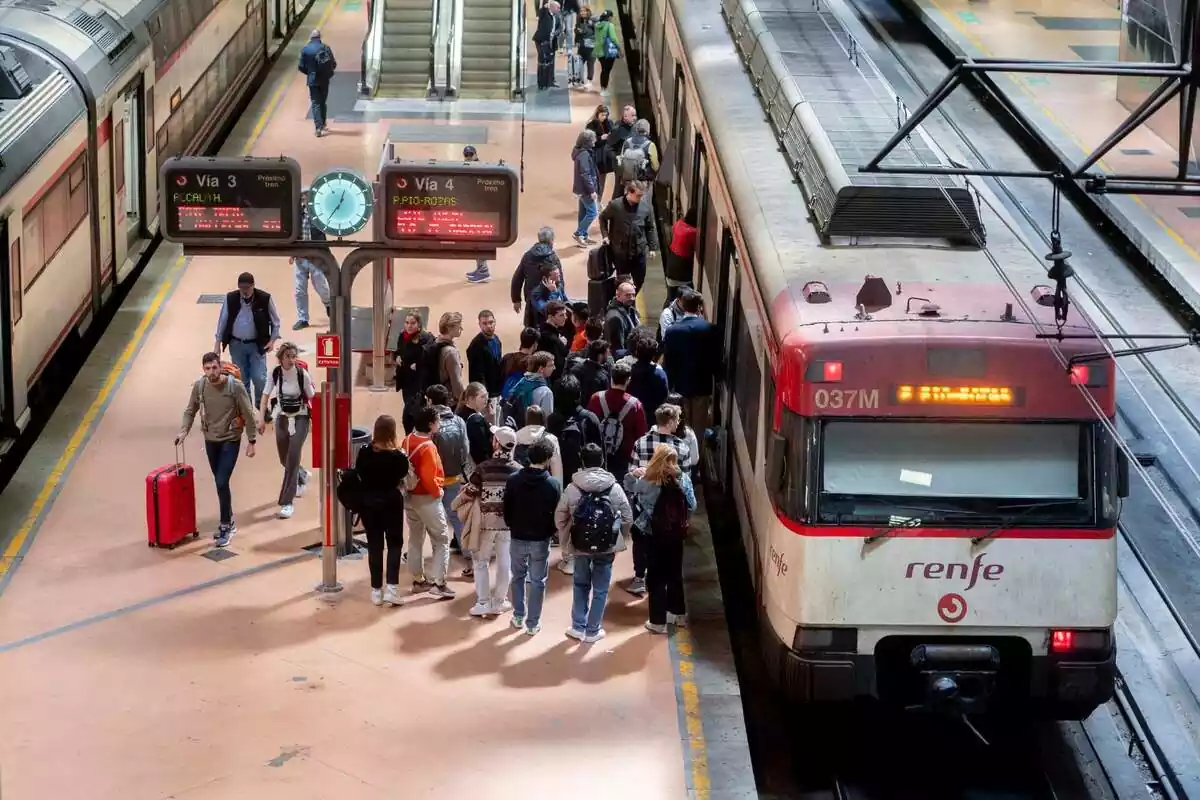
top-left (349, 426), bottom-right (371, 467)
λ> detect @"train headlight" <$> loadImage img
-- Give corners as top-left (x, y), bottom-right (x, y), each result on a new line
top-left (792, 626), bottom-right (857, 652)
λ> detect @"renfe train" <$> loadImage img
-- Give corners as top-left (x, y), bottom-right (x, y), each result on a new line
top-left (623, 0), bottom-right (1124, 717)
top-left (0, 0), bottom-right (277, 444)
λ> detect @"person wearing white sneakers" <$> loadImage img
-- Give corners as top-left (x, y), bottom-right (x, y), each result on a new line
top-left (461, 425), bottom-right (521, 618)
top-left (355, 415), bottom-right (410, 606)
top-left (259, 341), bottom-right (315, 519)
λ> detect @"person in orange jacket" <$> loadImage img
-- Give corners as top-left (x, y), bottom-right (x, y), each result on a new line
top-left (403, 406), bottom-right (456, 599)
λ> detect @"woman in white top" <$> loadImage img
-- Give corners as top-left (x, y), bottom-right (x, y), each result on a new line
top-left (258, 341), bottom-right (317, 518)
top-left (666, 392), bottom-right (700, 475)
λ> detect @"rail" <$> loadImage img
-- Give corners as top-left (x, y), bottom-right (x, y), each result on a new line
top-left (510, 0), bottom-right (527, 97)
top-left (429, 0), bottom-right (441, 96)
top-left (445, 0), bottom-right (458, 97)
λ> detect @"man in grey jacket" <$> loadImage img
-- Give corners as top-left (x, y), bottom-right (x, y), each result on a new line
top-left (554, 444), bottom-right (634, 643)
top-left (177, 351), bottom-right (258, 548)
top-left (425, 384), bottom-right (472, 557)
top-left (598, 180), bottom-right (659, 292)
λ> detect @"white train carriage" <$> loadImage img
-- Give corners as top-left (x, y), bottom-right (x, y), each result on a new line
top-left (0, 0), bottom-right (269, 438)
top-left (624, 0), bottom-right (1123, 718)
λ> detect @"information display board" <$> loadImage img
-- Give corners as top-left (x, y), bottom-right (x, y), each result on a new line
top-left (379, 161), bottom-right (519, 250)
top-left (160, 156), bottom-right (301, 244)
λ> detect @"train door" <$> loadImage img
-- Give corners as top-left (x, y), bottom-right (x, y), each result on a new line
top-left (0, 218), bottom-right (15, 434)
top-left (111, 77), bottom-right (146, 273)
top-left (670, 65), bottom-right (686, 217)
top-left (713, 228), bottom-right (739, 488)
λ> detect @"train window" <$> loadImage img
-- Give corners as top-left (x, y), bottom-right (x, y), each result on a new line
top-left (21, 213), bottom-right (41, 287)
top-left (647, 0), bottom-right (665, 79)
top-left (114, 121), bottom-right (126, 194)
top-left (734, 309), bottom-right (762, 465)
top-left (10, 239), bottom-right (21, 326)
top-left (702, 183), bottom-right (720, 292)
top-left (145, 85), bottom-right (155, 154)
top-left (177, 2), bottom-right (194, 41)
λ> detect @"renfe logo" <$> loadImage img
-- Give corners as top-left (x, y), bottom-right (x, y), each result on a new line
top-left (905, 554), bottom-right (1003, 591)
top-left (768, 546), bottom-right (788, 577)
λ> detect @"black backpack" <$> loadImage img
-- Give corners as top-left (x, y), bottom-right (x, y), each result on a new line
top-left (650, 478), bottom-right (690, 538)
top-left (271, 363), bottom-right (310, 415)
top-left (571, 489), bottom-right (620, 553)
top-left (513, 442), bottom-right (532, 467)
top-left (314, 44), bottom-right (337, 80)
top-left (421, 340), bottom-right (452, 390)
top-left (558, 412), bottom-right (587, 478)
top-left (336, 468), bottom-right (365, 513)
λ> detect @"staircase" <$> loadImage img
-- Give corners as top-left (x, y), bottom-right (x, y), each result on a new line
top-left (457, 0), bottom-right (514, 99)
top-left (377, 0), bottom-right (435, 97)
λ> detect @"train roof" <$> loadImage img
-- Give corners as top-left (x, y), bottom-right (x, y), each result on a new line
top-left (0, 0), bottom-right (152, 196)
top-left (671, 0), bottom-right (1101, 355)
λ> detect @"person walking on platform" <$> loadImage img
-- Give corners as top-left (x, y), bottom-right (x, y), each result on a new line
top-left (534, 1), bottom-right (561, 90)
top-left (556, 443), bottom-right (633, 643)
top-left (403, 407), bottom-right (456, 599)
top-left (177, 352), bottom-right (258, 548)
top-left (599, 181), bottom-right (659, 293)
top-left (594, 11), bottom-right (622, 96)
top-left (462, 146), bottom-right (494, 284)
top-left (605, 105), bottom-right (637, 172)
top-left (612, 120), bottom-right (659, 202)
top-left (355, 415), bottom-right (410, 607)
top-left (573, 6), bottom-right (597, 90)
top-left (298, 29), bottom-right (336, 136)
top-left (504, 439), bottom-right (562, 635)
top-left (214, 271), bottom-right (280, 416)
top-left (461, 425), bottom-right (520, 617)
top-left (258, 342), bottom-right (315, 520)
top-left (586, 105), bottom-right (615, 198)
top-left (572, 129), bottom-right (600, 247)
top-left (291, 190), bottom-right (331, 330)
top-left (466, 309), bottom-right (504, 416)
top-left (603, 281), bottom-right (640, 359)
top-left (511, 227), bottom-right (564, 329)
top-left (624, 444), bottom-right (696, 633)
top-left (395, 312), bottom-right (434, 434)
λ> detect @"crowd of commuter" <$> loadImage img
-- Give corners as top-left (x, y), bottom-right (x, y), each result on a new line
top-left (177, 15), bottom-right (716, 637)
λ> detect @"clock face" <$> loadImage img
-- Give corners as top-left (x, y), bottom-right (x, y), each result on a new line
top-left (308, 170), bottom-right (374, 237)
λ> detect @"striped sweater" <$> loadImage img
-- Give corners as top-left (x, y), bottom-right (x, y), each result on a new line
top-left (466, 453), bottom-right (521, 531)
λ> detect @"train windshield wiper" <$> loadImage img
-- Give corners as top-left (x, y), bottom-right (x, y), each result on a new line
top-left (969, 500), bottom-right (1082, 546)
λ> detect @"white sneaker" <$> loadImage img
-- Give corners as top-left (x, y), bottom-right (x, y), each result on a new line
top-left (295, 483), bottom-right (306, 498)
top-left (491, 599), bottom-right (513, 615)
top-left (667, 613), bottom-right (688, 627)
top-left (371, 588), bottom-right (384, 606)
top-left (645, 621), bottom-right (668, 634)
top-left (584, 629), bottom-right (606, 643)
top-left (470, 602), bottom-right (492, 617)
top-left (278, 504), bottom-right (294, 519)
top-left (566, 628), bottom-right (585, 640)
top-left (383, 585), bottom-right (401, 606)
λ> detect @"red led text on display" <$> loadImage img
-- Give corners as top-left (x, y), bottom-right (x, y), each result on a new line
top-left (159, 157), bottom-right (301, 244)
top-left (379, 161), bottom-right (519, 249)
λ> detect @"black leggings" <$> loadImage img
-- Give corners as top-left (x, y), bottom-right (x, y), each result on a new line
top-left (598, 57), bottom-right (616, 89)
top-left (361, 505), bottom-right (404, 589)
top-left (580, 47), bottom-right (596, 80)
top-left (646, 535), bottom-right (686, 625)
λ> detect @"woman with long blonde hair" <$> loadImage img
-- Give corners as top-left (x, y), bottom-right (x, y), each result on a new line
top-left (624, 443), bottom-right (696, 633)
top-left (355, 414), bottom-right (410, 607)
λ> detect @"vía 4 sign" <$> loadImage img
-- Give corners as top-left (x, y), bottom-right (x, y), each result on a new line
top-left (316, 334), bottom-right (340, 368)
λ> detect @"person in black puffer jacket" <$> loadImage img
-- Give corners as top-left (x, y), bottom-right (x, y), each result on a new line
top-left (394, 312), bottom-right (434, 433)
top-left (572, 129), bottom-right (600, 247)
top-left (511, 229), bottom-right (565, 329)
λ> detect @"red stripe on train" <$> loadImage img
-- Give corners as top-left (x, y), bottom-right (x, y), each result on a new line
top-left (775, 510), bottom-right (1115, 540)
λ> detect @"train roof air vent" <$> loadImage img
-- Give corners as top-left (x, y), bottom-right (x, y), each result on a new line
top-left (802, 281), bottom-right (831, 304)
top-left (65, 7), bottom-right (134, 60)
top-left (0, 1), bottom-right (61, 10)
top-left (856, 275), bottom-right (892, 313)
top-left (919, 303), bottom-right (942, 317)
top-left (1031, 285), bottom-right (1056, 307)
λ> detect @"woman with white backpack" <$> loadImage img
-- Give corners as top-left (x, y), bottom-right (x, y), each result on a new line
top-left (258, 341), bottom-right (315, 520)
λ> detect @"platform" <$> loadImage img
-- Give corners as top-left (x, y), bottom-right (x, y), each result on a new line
top-left (0, 0), bottom-right (753, 796)
top-left (898, 0), bottom-right (1200, 313)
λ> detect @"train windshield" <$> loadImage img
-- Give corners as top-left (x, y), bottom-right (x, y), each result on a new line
top-left (816, 420), bottom-right (1095, 525)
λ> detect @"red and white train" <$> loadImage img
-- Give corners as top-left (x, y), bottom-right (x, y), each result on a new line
top-left (624, 0), bottom-right (1122, 717)
top-left (0, 0), bottom-right (277, 439)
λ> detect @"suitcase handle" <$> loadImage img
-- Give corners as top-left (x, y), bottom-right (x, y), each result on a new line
top-left (175, 441), bottom-right (186, 470)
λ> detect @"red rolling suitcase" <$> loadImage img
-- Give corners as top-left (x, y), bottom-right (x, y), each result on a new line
top-left (146, 445), bottom-right (199, 548)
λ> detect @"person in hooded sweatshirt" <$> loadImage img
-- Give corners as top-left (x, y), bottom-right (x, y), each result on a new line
top-left (567, 338), bottom-right (612, 402)
top-left (425, 384), bottom-right (471, 557)
top-left (515, 405), bottom-right (563, 481)
top-left (555, 443), bottom-right (634, 643)
top-left (627, 330), bottom-right (670, 428)
top-left (572, 129), bottom-right (600, 247)
top-left (463, 425), bottom-right (521, 618)
top-left (511, 227), bottom-right (565, 329)
top-left (503, 439), bottom-right (562, 635)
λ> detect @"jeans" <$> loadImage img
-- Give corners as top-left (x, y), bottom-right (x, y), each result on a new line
top-left (510, 538), bottom-right (551, 627)
top-left (361, 504), bottom-right (404, 588)
top-left (571, 552), bottom-right (615, 635)
top-left (562, 11), bottom-right (577, 51)
top-left (576, 194), bottom-right (598, 239)
top-left (274, 413), bottom-right (309, 505)
top-left (227, 339), bottom-right (267, 407)
top-left (204, 440), bottom-right (240, 526)
top-left (294, 259), bottom-right (330, 323)
top-left (405, 493), bottom-right (451, 584)
top-left (308, 82), bottom-right (329, 130)
top-left (472, 529), bottom-right (512, 607)
top-left (630, 526), bottom-right (648, 579)
top-left (442, 480), bottom-right (465, 549)
top-left (647, 535), bottom-right (686, 625)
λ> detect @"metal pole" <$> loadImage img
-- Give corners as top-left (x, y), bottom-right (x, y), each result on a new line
top-left (370, 256), bottom-right (388, 391)
top-left (317, 380), bottom-right (342, 592)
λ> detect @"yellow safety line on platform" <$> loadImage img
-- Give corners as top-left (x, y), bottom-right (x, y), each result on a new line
top-left (0, 0), bottom-right (340, 584)
top-left (924, 0), bottom-right (1200, 267)
top-left (673, 628), bottom-right (712, 798)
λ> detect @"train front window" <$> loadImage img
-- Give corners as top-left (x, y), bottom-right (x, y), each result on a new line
top-left (817, 420), bottom-right (1094, 525)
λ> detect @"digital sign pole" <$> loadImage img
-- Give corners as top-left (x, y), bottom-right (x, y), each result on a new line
top-left (159, 156), bottom-right (302, 245)
top-left (378, 160), bottom-right (520, 252)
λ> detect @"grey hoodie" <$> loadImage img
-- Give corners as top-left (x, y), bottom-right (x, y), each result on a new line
top-left (433, 405), bottom-right (471, 478)
top-left (555, 467), bottom-right (634, 555)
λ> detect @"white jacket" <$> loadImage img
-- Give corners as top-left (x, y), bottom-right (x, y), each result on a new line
top-left (554, 467), bottom-right (634, 555)
top-left (516, 424), bottom-right (562, 481)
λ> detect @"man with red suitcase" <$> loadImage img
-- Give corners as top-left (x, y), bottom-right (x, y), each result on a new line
top-left (177, 352), bottom-right (258, 547)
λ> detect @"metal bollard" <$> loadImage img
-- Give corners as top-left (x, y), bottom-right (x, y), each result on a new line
top-left (317, 381), bottom-right (342, 593)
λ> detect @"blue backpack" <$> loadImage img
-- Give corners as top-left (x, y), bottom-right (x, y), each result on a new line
top-left (501, 372), bottom-right (524, 400)
top-left (501, 375), bottom-right (544, 428)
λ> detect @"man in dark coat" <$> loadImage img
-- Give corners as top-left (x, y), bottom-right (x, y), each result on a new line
top-left (598, 180), bottom-right (659, 292)
top-left (511, 227), bottom-right (565, 328)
